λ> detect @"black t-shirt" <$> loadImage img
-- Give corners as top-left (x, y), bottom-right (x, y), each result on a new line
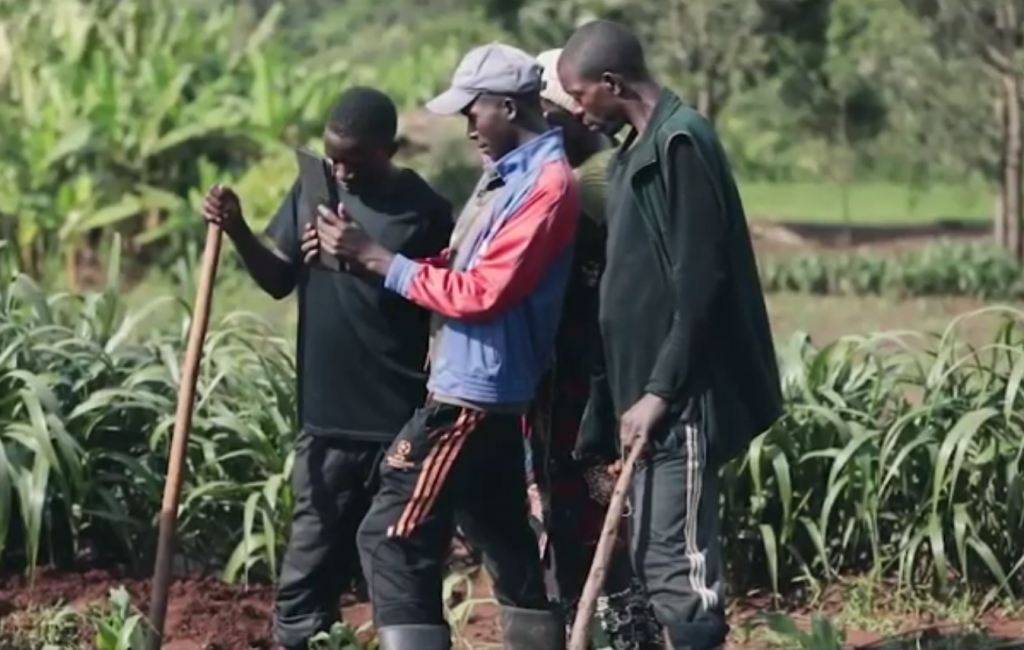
top-left (265, 169), bottom-right (453, 442)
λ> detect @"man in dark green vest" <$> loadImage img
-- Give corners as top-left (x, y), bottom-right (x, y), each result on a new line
top-left (557, 20), bottom-right (783, 650)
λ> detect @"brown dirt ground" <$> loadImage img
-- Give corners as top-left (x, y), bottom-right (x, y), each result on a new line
top-left (749, 219), bottom-right (989, 255)
top-left (3, 566), bottom-right (1024, 649)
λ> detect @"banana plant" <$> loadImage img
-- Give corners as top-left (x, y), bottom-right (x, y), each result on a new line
top-left (0, 0), bottom-right (300, 272)
top-left (0, 56), bottom-right (93, 277)
top-left (56, 175), bottom-right (171, 290)
top-left (79, 3), bottom-right (245, 230)
top-left (241, 42), bottom-right (348, 152)
top-left (132, 150), bottom-right (299, 251)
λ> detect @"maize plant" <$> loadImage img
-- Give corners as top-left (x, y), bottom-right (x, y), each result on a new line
top-left (721, 306), bottom-right (1024, 596)
top-left (0, 238), bottom-right (296, 582)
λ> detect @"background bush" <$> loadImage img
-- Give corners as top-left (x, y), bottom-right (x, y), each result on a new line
top-left (3, 0), bottom-right (1024, 288)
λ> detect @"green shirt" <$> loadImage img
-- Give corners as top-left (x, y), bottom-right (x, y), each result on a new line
top-left (575, 148), bottom-right (613, 224)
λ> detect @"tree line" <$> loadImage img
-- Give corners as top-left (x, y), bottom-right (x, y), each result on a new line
top-left (217, 0), bottom-right (1024, 257)
top-left (2, 0), bottom-right (1022, 283)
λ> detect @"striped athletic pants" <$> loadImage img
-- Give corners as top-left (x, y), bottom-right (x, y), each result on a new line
top-left (356, 399), bottom-right (550, 628)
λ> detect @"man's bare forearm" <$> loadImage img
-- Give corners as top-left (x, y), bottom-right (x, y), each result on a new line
top-left (229, 222), bottom-right (296, 300)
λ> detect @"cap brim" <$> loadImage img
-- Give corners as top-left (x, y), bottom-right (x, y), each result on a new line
top-left (425, 87), bottom-right (478, 115)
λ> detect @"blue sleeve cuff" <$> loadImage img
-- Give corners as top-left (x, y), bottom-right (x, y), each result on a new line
top-left (383, 253), bottom-right (419, 297)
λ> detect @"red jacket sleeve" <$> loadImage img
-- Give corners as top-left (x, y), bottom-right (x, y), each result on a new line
top-left (383, 164), bottom-right (579, 321)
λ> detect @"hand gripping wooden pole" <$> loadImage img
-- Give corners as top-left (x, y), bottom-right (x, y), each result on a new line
top-left (146, 224), bottom-right (223, 650)
top-left (567, 434), bottom-right (648, 650)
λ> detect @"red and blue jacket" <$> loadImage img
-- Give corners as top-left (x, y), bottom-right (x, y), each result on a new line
top-left (383, 128), bottom-right (580, 405)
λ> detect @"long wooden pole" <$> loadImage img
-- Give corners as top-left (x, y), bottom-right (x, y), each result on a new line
top-left (568, 434), bottom-right (648, 650)
top-left (146, 224), bottom-right (223, 650)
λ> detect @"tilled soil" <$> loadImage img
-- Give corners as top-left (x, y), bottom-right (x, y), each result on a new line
top-left (0, 566), bottom-right (278, 649)
top-left (4, 566), bottom-right (1024, 649)
top-left (0, 564), bottom-right (502, 650)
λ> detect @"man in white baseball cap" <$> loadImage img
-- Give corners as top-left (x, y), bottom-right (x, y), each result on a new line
top-left (524, 47), bottom-right (665, 650)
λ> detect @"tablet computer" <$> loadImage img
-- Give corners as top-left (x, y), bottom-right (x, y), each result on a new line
top-left (295, 147), bottom-right (342, 270)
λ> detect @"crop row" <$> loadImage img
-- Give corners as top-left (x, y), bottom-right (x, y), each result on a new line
top-left (759, 239), bottom-right (1024, 299)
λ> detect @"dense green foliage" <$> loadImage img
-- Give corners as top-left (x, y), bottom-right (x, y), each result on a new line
top-left (1, 0), bottom-right (1022, 282)
top-left (0, 0), bottom-right (499, 282)
top-left (0, 241), bottom-right (295, 583)
top-left (2, 252), bottom-right (1023, 597)
top-left (725, 310), bottom-right (1024, 597)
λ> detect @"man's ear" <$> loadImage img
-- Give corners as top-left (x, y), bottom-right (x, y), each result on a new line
top-left (601, 72), bottom-right (624, 97)
top-left (502, 97), bottom-right (518, 122)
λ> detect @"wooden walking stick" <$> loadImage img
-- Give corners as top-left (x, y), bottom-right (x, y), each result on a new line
top-left (568, 433), bottom-right (649, 650)
top-left (146, 223), bottom-right (223, 650)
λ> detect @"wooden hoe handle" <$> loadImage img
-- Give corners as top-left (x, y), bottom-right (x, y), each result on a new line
top-left (146, 224), bottom-right (223, 650)
top-left (568, 434), bottom-right (648, 650)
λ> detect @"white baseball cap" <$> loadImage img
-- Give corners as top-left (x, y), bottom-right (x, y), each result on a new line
top-left (536, 48), bottom-right (580, 114)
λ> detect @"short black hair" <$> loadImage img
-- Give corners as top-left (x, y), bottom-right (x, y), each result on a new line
top-left (326, 86), bottom-right (398, 143)
top-left (560, 20), bottom-right (650, 83)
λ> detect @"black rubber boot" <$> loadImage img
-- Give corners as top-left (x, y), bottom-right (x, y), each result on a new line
top-left (502, 606), bottom-right (566, 650)
top-left (376, 624), bottom-right (452, 650)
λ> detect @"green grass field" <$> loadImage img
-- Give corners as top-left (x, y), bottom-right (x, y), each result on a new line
top-left (738, 181), bottom-right (991, 223)
top-left (408, 114), bottom-right (994, 225)
top-left (126, 268), bottom-right (1016, 350)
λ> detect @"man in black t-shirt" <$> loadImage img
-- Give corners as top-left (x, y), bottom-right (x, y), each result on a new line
top-left (201, 86), bottom-right (453, 650)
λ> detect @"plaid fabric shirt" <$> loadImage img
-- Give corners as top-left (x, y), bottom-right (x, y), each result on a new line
top-left (525, 149), bottom-right (612, 546)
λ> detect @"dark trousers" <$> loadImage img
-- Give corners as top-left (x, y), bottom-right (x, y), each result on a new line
top-left (548, 515), bottom-right (661, 650)
top-left (531, 435), bottom-right (662, 649)
top-left (356, 400), bottom-right (550, 628)
top-left (273, 434), bottom-right (384, 649)
top-left (535, 460), bottom-right (637, 606)
top-left (631, 420), bottom-right (726, 650)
